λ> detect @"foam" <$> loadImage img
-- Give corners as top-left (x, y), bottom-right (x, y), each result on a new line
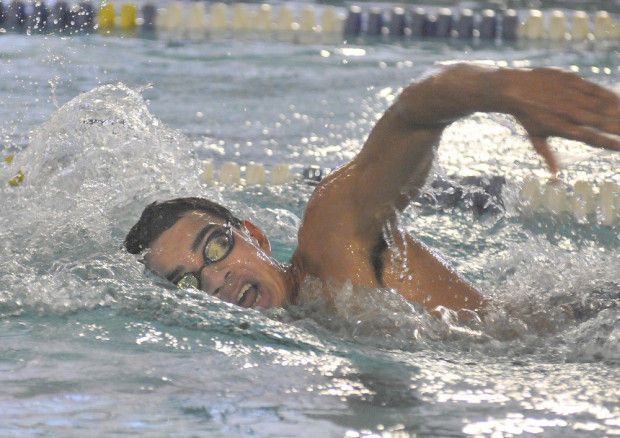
top-left (0, 83), bottom-right (201, 314)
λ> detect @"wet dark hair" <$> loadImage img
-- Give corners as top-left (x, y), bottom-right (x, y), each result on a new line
top-left (124, 197), bottom-right (243, 254)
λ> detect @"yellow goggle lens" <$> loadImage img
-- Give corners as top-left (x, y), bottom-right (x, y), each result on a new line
top-left (205, 235), bottom-right (230, 262)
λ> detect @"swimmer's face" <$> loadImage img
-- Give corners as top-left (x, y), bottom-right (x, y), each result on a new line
top-left (145, 211), bottom-right (290, 309)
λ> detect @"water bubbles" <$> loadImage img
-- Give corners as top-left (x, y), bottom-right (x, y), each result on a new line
top-left (0, 83), bottom-right (203, 315)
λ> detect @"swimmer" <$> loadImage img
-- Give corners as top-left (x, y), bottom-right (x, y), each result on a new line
top-left (124, 64), bottom-right (620, 316)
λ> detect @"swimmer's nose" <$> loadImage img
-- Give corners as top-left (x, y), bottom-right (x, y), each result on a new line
top-left (199, 267), bottom-right (233, 298)
top-left (214, 271), bottom-right (234, 297)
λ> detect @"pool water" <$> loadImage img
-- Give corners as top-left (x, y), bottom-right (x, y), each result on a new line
top-left (0, 29), bottom-right (619, 436)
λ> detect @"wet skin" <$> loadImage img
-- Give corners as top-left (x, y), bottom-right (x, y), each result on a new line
top-left (144, 64), bottom-right (620, 315)
top-left (146, 211), bottom-right (298, 308)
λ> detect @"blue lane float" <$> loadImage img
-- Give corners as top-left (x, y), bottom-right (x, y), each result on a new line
top-left (389, 7), bottom-right (406, 38)
top-left (343, 5), bottom-right (361, 38)
top-left (0, 2), bottom-right (5, 27)
top-left (502, 9), bottom-right (519, 41)
top-left (51, 1), bottom-right (71, 32)
top-left (7, 0), bottom-right (27, 31)
top-left (141, 3), bottom-right (156, 33)
top-left (366, 7), bottom-right (383, 37)
top-left (30, 1), bottom-right (49, 32)
top-left (479, 9), bottom-right (498, 40)
top-left (457, 9), bottom-right (474, 39)
top-left (76, 1), bottom-right (95, 33)
top-left (409, 7), bottom-right (426, 38)
top-left (302, 165), bottom-right (325, 185)
top-left (423, 14), bottom-right (438, 37)
top-left (436, 8), bottom-right (453, 38)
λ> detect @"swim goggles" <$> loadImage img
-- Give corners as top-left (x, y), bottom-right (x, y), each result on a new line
top-left (175, 223), bottom-right (235, 291)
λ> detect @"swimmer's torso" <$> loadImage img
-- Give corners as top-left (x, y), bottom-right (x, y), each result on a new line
top-left (294, 164), bottom-right (485, 313)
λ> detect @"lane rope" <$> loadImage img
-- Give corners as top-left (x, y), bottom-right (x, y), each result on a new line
top-left (0, 2), bottom-right (618, 43)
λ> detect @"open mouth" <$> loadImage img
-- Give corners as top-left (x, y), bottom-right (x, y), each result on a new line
top-left (236, 283), bottom-right (261, 308)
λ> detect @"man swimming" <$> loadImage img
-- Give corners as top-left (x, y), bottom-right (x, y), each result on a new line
top-left (124, 63), bottom-right (619, 316)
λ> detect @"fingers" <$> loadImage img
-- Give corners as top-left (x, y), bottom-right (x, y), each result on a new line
top-left (565, 126), bottom-right (620, 152)
top-left (559, 107), bottom-right (620, 136)
top-left (546, 112), bottom-right (620, 151)
top-left (530, 136), bottom-right (560, 175)
top-left (523, 109), bottom-right (620, 152)
top-left (568, 91), bottom-right (619, 122)
top-left (530, 69), bottom-right (620, 133)
top-left (554, 89), bottom-right (619, 133)
top-left (577, 76), bottom-right (620, 107)
top-left (516, 70), bottom-right (619, 174)
top-left (546, 68), bottom-right (619, 107)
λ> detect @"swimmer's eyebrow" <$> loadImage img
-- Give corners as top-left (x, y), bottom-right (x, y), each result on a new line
top-left (166, 266), bottom-right (184, 284)
top-left (191, 224), bottom-right (218, 252)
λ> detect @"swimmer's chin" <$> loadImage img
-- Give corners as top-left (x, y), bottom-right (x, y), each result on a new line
top-left (256, 282), bottom-right (295, 309)
top-left (252, 283), bottom-right (273, 309)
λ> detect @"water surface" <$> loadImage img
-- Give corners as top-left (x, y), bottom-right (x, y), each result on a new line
top-left (0, 31), bottom-right (619, 436)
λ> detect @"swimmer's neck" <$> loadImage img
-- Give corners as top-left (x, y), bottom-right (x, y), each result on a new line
top-left (284, 251), bottom-right (306, 305)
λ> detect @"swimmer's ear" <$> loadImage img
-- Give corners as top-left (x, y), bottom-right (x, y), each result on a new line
top-left (242, 220), bottom-right (271, 254)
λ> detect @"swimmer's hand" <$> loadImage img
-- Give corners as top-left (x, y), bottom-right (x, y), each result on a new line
top-left (393, 63), bottom-right (619, 175)
top-left (495, 67), bottom-right (620, 175)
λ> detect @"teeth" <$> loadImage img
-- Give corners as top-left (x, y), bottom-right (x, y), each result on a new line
top-left (253, 290), bottom-right (262, 307)
top-left (237, 283), bottom-right (252, 303)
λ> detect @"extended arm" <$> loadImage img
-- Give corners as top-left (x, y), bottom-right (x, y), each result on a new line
top-left (311, 64), bottom-right (619, 240)
top-left (296, 64), bottom-right (618, 312)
